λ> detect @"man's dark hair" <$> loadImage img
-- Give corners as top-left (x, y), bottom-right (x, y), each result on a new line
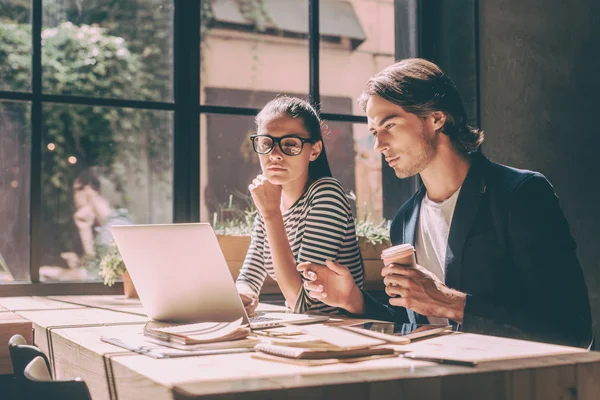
top-left (256, 96), bottom-right (332, 181)
top-left (358, 58), bottom-right (484, 153)
top-left (74, 167), bottom-right (101, 193)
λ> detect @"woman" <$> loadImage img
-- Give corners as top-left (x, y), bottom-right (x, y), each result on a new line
top-left (236, 96), bottom-right (364, 315)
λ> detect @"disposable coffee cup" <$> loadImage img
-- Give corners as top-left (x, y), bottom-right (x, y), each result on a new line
top-left (380, 243), bottom-right (416, 267)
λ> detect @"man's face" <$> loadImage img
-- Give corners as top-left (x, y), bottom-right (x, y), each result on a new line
top-left (366, 95), bottom-right (438, 179)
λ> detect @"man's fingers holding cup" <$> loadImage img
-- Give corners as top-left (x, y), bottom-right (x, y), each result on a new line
top-left (381, 263), bottom-right (415, 277)
top-left (385, 285), bottom-right (407, 298)
top-left (383, 274), bottom-right (411, 288)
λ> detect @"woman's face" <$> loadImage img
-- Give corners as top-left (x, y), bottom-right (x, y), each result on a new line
top-left (256, 116), bottom-right (321, 187)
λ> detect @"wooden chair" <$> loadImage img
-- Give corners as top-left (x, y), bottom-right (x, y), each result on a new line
top-left (24, 356), bottom-right (92, 400)
top-left (8, 334), bottom-right (52, 400)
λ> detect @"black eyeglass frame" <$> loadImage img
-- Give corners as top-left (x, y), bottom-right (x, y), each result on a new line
top-left (249, 134), bottom-right (317, 156)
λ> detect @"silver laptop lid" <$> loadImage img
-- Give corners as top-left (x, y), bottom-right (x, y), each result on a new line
top-left (111, 223), bottom-right (250, 324)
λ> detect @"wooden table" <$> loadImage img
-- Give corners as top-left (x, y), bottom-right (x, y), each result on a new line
top-left (2, 295), bottom-right (600, 400)
top-left (0, 312), bottom-right (32, 374)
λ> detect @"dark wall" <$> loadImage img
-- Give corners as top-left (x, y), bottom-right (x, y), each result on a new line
top-left (478, 1), bottom-right (600, 337)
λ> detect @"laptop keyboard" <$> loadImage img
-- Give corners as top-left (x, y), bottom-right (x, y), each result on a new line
top-left (249, 315), bottom-right (278, 323)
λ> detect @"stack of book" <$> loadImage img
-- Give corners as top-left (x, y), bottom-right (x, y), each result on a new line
top-left (142, 317), bottom-right (258, 350)
top-left (251, 324), bottom-right (400, 366)
top-left (100, 317), bottom-right (259, 358)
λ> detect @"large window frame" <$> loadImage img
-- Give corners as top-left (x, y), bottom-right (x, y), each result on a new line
top-left (0, 0), bottom-right (479, 296)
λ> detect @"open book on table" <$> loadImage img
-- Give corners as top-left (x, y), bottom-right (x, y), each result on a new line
top-left (252, 323), bottom-right (404, 362)
top-left (254, 343), bottom-right (397, 360)
top-left (143, 317), bottom-right (251, 345)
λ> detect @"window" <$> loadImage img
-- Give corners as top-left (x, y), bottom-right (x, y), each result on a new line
top-left (0, 101), bottom-right (30, 282)
top-left (42, 0), bottom-right (173, 101)
top-left (0, 1), bottom-right (31, 92)
top-left (201, 0), bottom-right (394, 226)
top-left (0, 0), bottom-right (175, 288)
top-left (0, 0), bottom-right (422, 291)
top-left (200, 1), bottom-right (309, 108)
top-left (39, 104), bottom-right (173, 281)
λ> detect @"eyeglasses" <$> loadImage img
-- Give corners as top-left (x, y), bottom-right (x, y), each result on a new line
top-left (250, 134), bottom-right (316, 156)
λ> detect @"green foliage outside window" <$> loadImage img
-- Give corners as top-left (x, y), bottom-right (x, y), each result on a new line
top-left (0, 21), bottom-right (169, 256)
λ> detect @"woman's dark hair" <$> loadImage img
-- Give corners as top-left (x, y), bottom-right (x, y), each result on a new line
top-left (255, 96), bottom-right (332, 181)
top-left (74, 166), bottom-right (101, 193)
top-left (358, 58), bottom-right (484, 153)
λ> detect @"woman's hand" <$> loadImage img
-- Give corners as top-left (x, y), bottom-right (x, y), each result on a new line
top-left (248, 174), bottom-right (282, 219)
top-left (239, 291), bottom-right (259, 316)
top-left (73, 205), bottom-right (95, 231)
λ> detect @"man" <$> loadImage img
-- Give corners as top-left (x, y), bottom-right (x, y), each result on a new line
top-left (297, 58), bottom-right (593, 348)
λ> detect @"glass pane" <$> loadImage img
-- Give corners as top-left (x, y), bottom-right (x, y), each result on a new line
top-left (349, 122), bottom-right (383, 221)
top-left (0, 101), bottom-right (31, 283)
top-left (200, 0), bottom-right (309, 107)
top-left (40, 104), bottom-right (173, 281)
top-left (319, 0), bottom-right (395, 114)
top-left (200, 113), bottom-right (382, 228)
top-left (0, 0), bottom-right (32, 92)
top-left (42, 0), bottom-right (174, 101)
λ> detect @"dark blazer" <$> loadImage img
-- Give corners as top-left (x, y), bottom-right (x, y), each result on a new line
top-left (362, 152), bottom-right (593, 348)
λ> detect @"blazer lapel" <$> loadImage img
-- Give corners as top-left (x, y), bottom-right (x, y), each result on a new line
top-left (402, 185), bottom-right (427, 325)
top-left (444, 153), bottom-right (487, 291)
top-left (403, 185), bottom-right (426, 246)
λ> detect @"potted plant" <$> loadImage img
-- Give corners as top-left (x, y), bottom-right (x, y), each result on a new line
top-left (213, 196), bottom-right (391, 293)
top-left (354, 217), bottom-right (391, 291)
top-left (98, 244), bottom-right (138, 298)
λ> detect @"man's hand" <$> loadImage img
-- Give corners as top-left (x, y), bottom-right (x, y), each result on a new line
top-left (297, 260), bottom-right (364, 314)
top-left (248, 174), bottom-right (282, 219)
top-left (239, 291), bottom-right (259, 316)
top-left (382, 263), bottom-right (466, 323)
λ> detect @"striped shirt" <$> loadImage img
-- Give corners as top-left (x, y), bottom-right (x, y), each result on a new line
top-left (236, 177), bottom-right (364, 314)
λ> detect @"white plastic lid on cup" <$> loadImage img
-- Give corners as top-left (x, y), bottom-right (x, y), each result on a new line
top-left (380, 243), bottom-right (415, 259)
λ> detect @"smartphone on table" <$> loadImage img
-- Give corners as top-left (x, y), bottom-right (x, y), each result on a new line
top-left (342, 322), bottom-right (452, 343)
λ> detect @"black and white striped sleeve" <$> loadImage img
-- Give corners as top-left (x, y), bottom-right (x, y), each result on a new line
top-left (294, 179), bottom-right (364, 313)
top-left (236, 214), bottom-right (267, 295)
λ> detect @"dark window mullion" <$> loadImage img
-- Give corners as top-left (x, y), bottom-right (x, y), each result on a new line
top-left (319, 113), bottom-right (366, 123)
top-left (0, 91), bottom-right (34, 102)
top-left (308, 0), bottom-right (320, 112)
top-left (199, 105), bottom-right (260, 116)
top-left (40, 94), bottom-right (175, 111)
top-left (199, 104), bottom-right (367, 123)
top-left (173, 0), bottom-right (200, 223)
top-left (30, 0), bottom-right (42, 283)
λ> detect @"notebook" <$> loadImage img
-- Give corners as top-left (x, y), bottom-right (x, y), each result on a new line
top-left (401, 332), bottom-right (587, 365)
top-left (143, 317), bottom-right (250, 345)
top-left (290, 323), bottom-right (387, 349)
top-left (100, 336), bottom-right (254, 359)
top-left (251, 352), bottom-right (400, 366)
top-left (254, 343), bottom-right (395, 360)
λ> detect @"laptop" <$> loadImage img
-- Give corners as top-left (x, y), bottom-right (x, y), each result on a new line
top-left (110, 223), bottom-right (329, 329)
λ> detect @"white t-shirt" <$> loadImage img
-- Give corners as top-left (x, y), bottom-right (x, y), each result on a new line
top-left (415, 187), bottom-right (462, 325)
